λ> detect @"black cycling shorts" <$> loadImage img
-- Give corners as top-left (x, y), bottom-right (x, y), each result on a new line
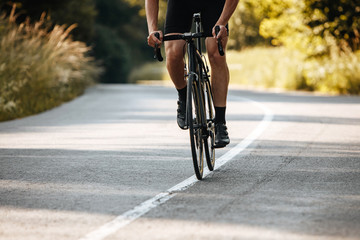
top-left (164, 0), bottom-right (227, 37)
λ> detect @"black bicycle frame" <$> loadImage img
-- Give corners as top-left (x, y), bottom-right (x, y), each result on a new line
top-left (186, 43), bottom-right (207, 130)
top-left (194, 13), bottom-right (202, 54)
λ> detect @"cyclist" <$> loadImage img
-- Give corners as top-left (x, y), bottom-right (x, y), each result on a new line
top-left (146, 0), bottom-right (239, 148)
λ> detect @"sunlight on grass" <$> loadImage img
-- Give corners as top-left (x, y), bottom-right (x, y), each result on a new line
top-left (226, 48), bottom-right (305, 90)
top-left (128, 61), bottom-right (169, 83)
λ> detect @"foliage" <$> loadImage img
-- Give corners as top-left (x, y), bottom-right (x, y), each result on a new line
top-left (125, 0), bottom-right (168, 26)
top-left (93, 24), bottom-right (130, 83)
top-left (304, 0), bottom-right (360, 52)
top-left (251, 0), bottom-right (360, 94)
top-left (259, 0), bottom-right (319, 54)
top-left (0, 0), bottom-right (97, 42)
top-left (0, 9), bottom-right (101, 121)
top-left (302, 50), bottom-right (360, 94)
top-left (94, 0), bottom-right (150, 83)
top-left (1, 0), bottom-right (151, 83)
top-left (259, 0), bottom-right (360, 56)
top-left (229, 0), bottom-right (271, 49)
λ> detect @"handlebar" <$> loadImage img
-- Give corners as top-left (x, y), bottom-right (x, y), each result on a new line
top-left (153, 26), bottom-right (224, 61)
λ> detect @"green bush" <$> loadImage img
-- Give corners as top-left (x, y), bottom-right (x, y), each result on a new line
top-left (0, 9), bottom-right (101, 121)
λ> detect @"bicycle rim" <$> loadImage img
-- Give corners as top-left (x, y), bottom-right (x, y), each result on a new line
top-left (187, 75), bottom-right (204, 180)
top-left (203, 79), bottom-right (216, 171)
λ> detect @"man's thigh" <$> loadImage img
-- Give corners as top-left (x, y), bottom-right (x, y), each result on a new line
top-left (165, 0), bottom-right (194, 35)
top-left (201, 0), bottom-right (226, 37)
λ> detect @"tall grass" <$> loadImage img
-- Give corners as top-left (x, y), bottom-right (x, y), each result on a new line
top-left (0, 7), bottom-right (102, 121)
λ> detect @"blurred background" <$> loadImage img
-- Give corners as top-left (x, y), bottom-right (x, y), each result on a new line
top-left (0, 0), bottom-right (359, 121)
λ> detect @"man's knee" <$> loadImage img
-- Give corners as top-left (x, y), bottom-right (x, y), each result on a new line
top-left (165, 41), bottom-right (185, 64)
top-left (208, 49), bottom-right (226, 67)
top-left (206, 39), bottom-right (227, 66)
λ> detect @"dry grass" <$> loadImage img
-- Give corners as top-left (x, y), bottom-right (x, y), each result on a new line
top-left (0, 7), bottom-right (102, 121)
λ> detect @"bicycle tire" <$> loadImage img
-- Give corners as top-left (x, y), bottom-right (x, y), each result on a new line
top-left (203, 78), bottom-right (216, 171)
top-left (187, 74), bottom-right (204, 180)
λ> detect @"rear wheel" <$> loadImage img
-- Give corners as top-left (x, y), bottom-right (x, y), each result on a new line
top-left (187, 75), bottom-right (204, 180)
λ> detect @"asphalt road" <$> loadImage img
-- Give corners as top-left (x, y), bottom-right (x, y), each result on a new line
top-left (0, 84), bottom-right (359, 240)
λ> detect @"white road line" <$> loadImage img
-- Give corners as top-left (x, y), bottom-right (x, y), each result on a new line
top-left (79, 97), bottom-right (274, 240)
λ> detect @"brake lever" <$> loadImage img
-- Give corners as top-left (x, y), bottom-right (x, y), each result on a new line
top-left (154, 32), bottom-right (163, 62)
top-left (215, 26), bottom-right (225, 56)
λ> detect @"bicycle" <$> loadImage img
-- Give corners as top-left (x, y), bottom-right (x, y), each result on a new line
top-left (153, 13), bottom-right (224, 180)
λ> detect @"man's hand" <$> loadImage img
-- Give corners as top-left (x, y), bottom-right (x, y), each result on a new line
top-left (212, 25), bottom-right (227, 40)
top-left (147, 31), bottom-right (163, 48)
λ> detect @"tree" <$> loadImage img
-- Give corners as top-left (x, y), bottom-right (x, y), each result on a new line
top-left (259, 0), bottom-right (360, 56)
top-left (229, 0), bottom-right (272, 49)
top-left (124, 0), bottom-right (168, 26)
top-left (94, 0), bottom-right (150, 83)
top-left (304, 0), bottom-right (360, 51)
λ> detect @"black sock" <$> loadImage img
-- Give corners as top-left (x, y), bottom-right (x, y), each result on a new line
top-left (176, 85), bottom-right (187, 102)
top-left (215, 106), bottom-right (226, 124)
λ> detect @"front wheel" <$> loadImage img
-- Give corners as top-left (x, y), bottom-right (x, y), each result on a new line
top-left (203, 80), bottom-right (215, 171)
top-left (187, 75), bottom-right (204, 180)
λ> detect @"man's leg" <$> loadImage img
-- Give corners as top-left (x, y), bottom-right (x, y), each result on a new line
top-left (165, 39), bottom-right (187, 129)
top-left (205, 37), bottom-right (229, 107)
top-left (206, 36), bottom-right (230, 147)
top-left (165, 39), bottom-right (187, 89)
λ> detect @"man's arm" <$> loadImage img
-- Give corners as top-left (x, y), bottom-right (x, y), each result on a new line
top-left (213, 0), bottom-right (239, 38)
top-left (145, 0), bottom-right (162, 47)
